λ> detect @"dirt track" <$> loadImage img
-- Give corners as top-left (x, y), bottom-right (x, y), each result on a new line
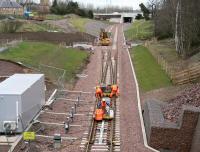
top-left (116, 24), bottom-right (152, 152)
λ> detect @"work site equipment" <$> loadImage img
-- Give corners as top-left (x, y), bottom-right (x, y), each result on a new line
top-left (0, 74), bottom-right (45, 133)
top-left (99, 29), bottom-right (111, 46)
top-left (23, 0), bottom-right (45, 21)
top-left (95, 97), bottom-right (114, 121)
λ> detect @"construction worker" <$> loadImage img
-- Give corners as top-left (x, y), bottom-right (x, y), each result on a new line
top-left (110, 84), bottom-right (119, 98)
top-left (95, 109), bottom-right (103, 121)
top-left (95, 86), bottom-right (103, 99)
top-left (101, 98), bottom-right (106, 114)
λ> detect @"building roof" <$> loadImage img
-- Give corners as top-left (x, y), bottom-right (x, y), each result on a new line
top-left (0, 0), bottom-right (22, 8)
top-left (0, 74), bottom-right (44, 95)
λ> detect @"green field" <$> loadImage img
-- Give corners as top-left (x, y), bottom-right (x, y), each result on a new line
top-left (69, 16), bottom-right (91, 32)
top-left (131, 45), bottom-right (172, 92)
top-left (17, 22), bottom-right (61, 32)
top-left (125, 20), bottom-right (154, 41)
top-left (0, 41), bottom-right (89, 83)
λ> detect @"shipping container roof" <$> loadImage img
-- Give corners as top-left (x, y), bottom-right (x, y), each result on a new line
top-left (0, 74), bottom-right (44, 95)
top-left (0, 0), bottom-right (22, 8)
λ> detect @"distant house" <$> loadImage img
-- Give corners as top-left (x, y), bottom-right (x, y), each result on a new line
top-left (0, 0), bottom-right (23, 16)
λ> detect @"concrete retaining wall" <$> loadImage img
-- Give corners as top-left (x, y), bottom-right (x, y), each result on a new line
top-left (143, 100), bottom-right (200, 152)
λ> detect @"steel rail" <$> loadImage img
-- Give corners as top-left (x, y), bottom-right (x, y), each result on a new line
top-left (85, 49), bottom-right (117, 152)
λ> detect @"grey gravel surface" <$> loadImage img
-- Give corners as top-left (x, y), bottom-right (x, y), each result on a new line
top-left (162, 83), bottom-right (200, 123)
top-left (85, 20), bottom-right (109, 36)
top-left (45, 19), bottom-right (77, 33)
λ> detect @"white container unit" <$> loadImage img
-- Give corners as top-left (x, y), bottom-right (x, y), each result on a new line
top-left (0, 74), bottom-right (45, 133)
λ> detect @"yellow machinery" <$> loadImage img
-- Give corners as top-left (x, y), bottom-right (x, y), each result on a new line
top-left (99, 29), bottom-right (111, 46)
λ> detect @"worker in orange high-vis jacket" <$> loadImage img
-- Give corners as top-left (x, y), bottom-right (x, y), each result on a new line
top-left (95, 86), bottom-right (103, 99)
top-left (110, 84), bottom-right (119, 98)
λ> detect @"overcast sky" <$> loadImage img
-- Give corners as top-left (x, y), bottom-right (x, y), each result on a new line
top-left (33, 0), bottom-right (148, 10)
top-left (72, 0), bottom-right (148, 9)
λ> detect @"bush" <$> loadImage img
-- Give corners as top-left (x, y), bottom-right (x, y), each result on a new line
top-left (0, 20), bottom-right (23, 33)
top-left (75, 8), bottom-right (86, 17)
top-left (135, 14), bottom-right (144, 20)
top-left (50, 1), bottom-right (93, 18)
top-left (87, 10), bottom-right (94, 19)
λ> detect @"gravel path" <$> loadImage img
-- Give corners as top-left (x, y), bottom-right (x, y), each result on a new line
top-left (45, 19), bottom-right (77, 33)
top-left (118, 24), bottom-right (152, 152)
top-left (85, 21), bottom-right (109, 37)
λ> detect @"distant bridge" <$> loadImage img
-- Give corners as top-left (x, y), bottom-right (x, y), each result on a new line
top-left (94, 12), bottom-right (141, 23)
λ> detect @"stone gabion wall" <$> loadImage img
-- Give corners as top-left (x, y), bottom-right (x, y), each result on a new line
top-left (143, 100), bottom-right (200, 152)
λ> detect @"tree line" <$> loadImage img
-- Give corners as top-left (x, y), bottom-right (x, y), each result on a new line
top-left (51, 0), bottom-right (94, 19)
top-left (138, 0), bottom-right (200, 59)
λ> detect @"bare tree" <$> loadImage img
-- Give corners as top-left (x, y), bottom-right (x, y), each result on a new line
top-left (151, 0), bottom-right (200, 58)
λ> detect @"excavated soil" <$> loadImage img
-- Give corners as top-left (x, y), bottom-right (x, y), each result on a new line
top-left (0, 59), bottom-right (31, 76)
top-left (0, 32), bottom-right (95, 45)
top-left (0, 59), bottom-right (56, 98)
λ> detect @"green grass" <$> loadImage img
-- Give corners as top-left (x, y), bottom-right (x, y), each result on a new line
top-left (0, 41), bottom-right (89, 82)
top-left (18, 23), bottom-right (47, 32)
top-left (131, 45), bottom-right (172, 92)
top-left (69, 16), bottom-right (91, 32)
top-left (17, 22), bottom-right (61, 32)
top-left (125, 20), bottom-right (154, 41)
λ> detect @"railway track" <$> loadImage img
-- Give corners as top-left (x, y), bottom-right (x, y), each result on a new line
top-left (82, 48), bottom-right (120, 152)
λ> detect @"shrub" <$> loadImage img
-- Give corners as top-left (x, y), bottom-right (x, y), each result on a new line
top-left (0, 20), bottom-right (23, 33)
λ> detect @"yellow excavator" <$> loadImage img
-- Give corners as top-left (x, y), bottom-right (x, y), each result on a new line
top-left (99, 29), bottom-right (111, 46)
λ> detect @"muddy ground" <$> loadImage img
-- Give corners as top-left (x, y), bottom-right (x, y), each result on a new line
top-left (0, 32), bottom-right (95, 45)
top-left (0, 59), bottom-right (56, 97)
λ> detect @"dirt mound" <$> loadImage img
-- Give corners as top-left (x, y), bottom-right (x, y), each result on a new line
top-left (0, 32), bottom-right (95, 44)
top-left (0, 59), bottom-right (31, 76)
top-left (162, 83), bottom-right (200, 122)
top-left (0, 59), bottom-right (56, 98)
top-left (44, 19), bottom-right (77, 33)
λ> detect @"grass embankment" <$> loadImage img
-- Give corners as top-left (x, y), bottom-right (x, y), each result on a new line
top-left (130, 45), bottom-right (172, 92)
top-left (69, 16), bottom-right (91, 32)
top-left (125, 20), bottom-right (154, 41)
top-left (0, 41), bottom-right (89, 82)
top-left (17, 22), bottom-right (61, 32)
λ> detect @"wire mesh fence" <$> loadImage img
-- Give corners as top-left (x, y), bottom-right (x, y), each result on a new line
top-left (19, 62), bottom-right (66, 90)
top-left (38, 64), bottom-right (66, 90)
